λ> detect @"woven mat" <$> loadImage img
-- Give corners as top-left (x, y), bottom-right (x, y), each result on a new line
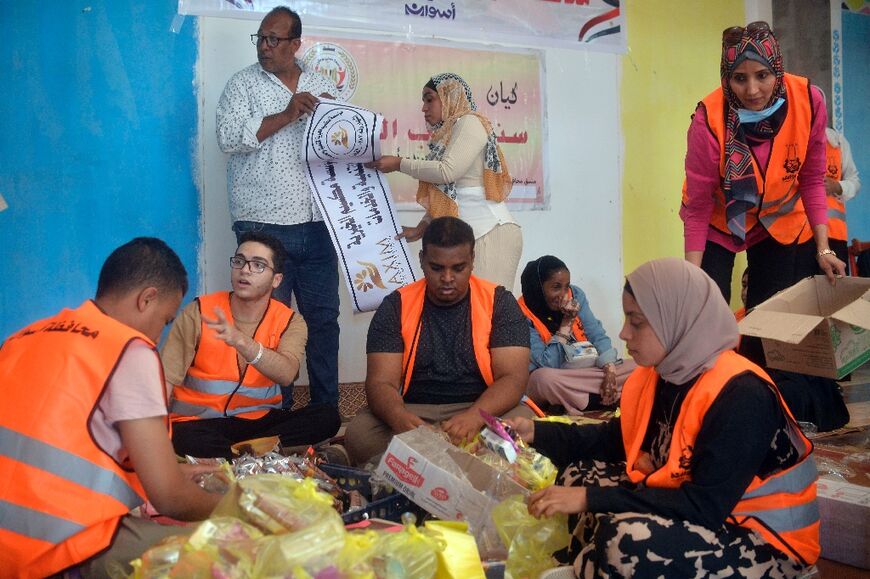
top-left (291, 382), bottom-right (367, 419)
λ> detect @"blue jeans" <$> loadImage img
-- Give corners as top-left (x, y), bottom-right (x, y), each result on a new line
top-left (233, 220), bottom-right (340, 408)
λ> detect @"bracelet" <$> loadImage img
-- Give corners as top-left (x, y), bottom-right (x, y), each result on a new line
top-left (246, 341), bottom-right (264, 365)
top-left (817, 249), bottom-right (837, 259)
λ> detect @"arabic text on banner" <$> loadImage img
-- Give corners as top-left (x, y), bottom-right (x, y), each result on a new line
top-left (177, 0), bottom-right (625, 54)
top-left (302, 101), bottom-right (417, 313)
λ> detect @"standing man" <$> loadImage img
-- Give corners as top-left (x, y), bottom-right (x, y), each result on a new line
top-left (824, 127), bottom-right (861, 269)
top-left (217, 6), bottom-right (341, 409)
top-left (162, 232), bottom-right (341, 458)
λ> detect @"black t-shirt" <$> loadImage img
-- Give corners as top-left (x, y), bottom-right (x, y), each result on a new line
top-left (366, 285), bottom-right (530, 404)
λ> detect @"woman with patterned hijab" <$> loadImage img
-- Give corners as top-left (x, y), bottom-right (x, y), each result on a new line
top-left (508, 258), bottom-right (820, 577)
top-left (367, 72), bottom-right (522, 291)
top-left (680, 21), bottom-right (844, 358)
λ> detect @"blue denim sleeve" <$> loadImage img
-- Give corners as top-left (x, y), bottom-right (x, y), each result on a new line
top-left (573, 285), bottom-right (618, 367)
top-left (528, 319), bottom-right (567, 371)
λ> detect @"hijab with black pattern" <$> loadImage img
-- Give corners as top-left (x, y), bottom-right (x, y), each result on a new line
top-left (417, 72), bottom-right (512, 218)
top-left (719, 22), bottom-right (786, 243)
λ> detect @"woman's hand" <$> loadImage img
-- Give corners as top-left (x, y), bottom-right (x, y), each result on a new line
top-left (503, 417), bottom-right (535, 444)
top-left (600, 363), bottom-right (620, 405)
top-left (395, 222), bottom-right (428, 242)
top-left (528, 485), bottom-right (587, 518)
top-left (365, 155), bottom-right (402, 173)
top-left (817, 250), bottom-right (846, 284)
top-left (559, 293), bottom-right (579, 322)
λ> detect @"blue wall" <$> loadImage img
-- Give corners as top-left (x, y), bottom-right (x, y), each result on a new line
top-left (843, 11), bottom-right (870, 242)
top-left (0, 2), bottom-right (200, 339)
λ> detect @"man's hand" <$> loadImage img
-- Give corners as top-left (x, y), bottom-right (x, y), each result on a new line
top-left (285, 92), bottom-right (319, 123)
top-left (365, 155), bottom-right (402, 174)
top-left (203, 307), bottom-right (245, 349)
top-left (600, 363), bottom-right (619, 405)
top-left (528, 485), bottom-right (587, 518)
top-left (392, 409), bottom-right (426, 434)
top-left (441, 409), bottom-right (485, 445)
top-left (503, 416), bottom-right (535, 444)
top-left (824, 176), bottom-right (843, 197)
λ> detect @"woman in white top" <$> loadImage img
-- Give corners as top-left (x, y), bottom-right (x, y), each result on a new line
top-left (368, 72), bottom-right (523, 291)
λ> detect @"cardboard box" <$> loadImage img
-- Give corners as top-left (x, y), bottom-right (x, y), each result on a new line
top-left (815, 477), bottom-right (870, 569)
top-left (738, 276), bottom-right (870, 379)
top-left (376, 427), bottom-right (528, 557)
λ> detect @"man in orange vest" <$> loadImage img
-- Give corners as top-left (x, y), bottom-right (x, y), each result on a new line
top-left (0, 238), bottom-right (222, 578)
top-left (824, 127), bottom-right (861, 268)
top-left (161, 231), bottom-right (341, 458)
top-left (345, 217), bottom-right (534, 466)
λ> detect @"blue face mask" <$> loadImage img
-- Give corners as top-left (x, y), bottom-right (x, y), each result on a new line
top-left (737, 97), bottom-right (785, 123)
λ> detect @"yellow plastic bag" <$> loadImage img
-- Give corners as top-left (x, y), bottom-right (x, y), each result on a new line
top-left (213, 474), bottom-right (336, 535)
top-left (336, 529), bottom-right (381, 579)
top-left (491, 494), bottom-right (570, 579)
top-left (424, 521), bottom-right (485, 579)
top-left (371, 513), bottom-right (444, 578)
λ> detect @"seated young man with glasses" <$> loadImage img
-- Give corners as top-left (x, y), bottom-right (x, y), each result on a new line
top-left (161, 231), bottom-right (341, 458)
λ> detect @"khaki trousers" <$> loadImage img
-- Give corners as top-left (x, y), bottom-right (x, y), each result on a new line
top-left (473, 223), bottom-right (523, 293)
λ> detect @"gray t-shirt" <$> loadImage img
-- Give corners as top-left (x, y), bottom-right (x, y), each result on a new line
top-left (367, 286), bottom-right (529, 404)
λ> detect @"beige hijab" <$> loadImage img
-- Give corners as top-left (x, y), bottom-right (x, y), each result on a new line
top-left (626, 258), bottom-right (738, 384)
top-left (417, 73), bottom-right (512, 218)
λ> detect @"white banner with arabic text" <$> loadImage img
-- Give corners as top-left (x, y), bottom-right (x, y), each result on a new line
top-left (178, 0), bottom-right (625, 53)
top-left (303, 102), bottom-right (417, 313)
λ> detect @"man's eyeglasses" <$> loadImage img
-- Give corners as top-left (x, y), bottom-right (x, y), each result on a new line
top-left (722, 21), bottom-right (771, 46)
top-left (251, 34), bottom-right (297, 48)
top-left (230, 256), bottom-right (274, 274)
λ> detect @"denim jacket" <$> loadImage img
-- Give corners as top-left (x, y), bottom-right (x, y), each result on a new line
top-left (527, 284), bottom-right (618, 370)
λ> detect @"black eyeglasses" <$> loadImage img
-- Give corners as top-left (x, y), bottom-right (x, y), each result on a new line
top-left (251, 34), bottom-right (298, 48)
top-left (722, 21), bottom-right (771, 46)
top-left (230, 256), bottom-right (274, 274)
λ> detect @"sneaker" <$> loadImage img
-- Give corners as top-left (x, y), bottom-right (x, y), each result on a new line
top-left (318, 443), bottom-right (351, 467)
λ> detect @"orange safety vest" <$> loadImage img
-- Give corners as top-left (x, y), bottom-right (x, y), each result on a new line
top-left (517, 287), bottom-right (588, 343)
top-left (825, 140), bottom-right (847, 241)
top-left (0, 300), bottom-right (158, 577)
top-left (620, 350), bottom-right (820, 565)
top-left (170, 292), bottom-right (294, 422)
top-left (682, 73), bottom-right (815, 245)
top-left (398, 277), bottom-right (544, 416)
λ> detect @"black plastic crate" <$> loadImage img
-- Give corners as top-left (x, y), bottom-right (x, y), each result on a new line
top-left (319, 463), bottom-right (375, 497)
top-left (341, 492), bottom-right (413, 524)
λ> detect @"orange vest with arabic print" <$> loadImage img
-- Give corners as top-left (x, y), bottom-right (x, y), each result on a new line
top-left (620, 350), bottom-right (820, 565)
top-left (170, 291), bottom-right (294, 422)
top-left (0, 300), bottom-right (158, 578)
top-left (517, 288), bottom-right (588, 343)
top-left (682, 73), bottom-right (815, 245)
top-left (825, 140), bottom-right (847, 241)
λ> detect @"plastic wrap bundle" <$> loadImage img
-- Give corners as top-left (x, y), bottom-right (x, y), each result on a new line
top-left (491, 494), bottom-right (569, 579)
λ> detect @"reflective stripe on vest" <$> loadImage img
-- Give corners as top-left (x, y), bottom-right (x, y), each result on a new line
top-left (0, 426), bottom-right (143, 511)
top-left (180, 375), bottom-right (281, 402)
top-left (0, 499), bottom-right (85, 544)
top-left (734, 499), bottom-right (820, 533)
top-left (169, 398), bottom-right (280, 419)
top-left (741, 456), bottom-right (818, 500)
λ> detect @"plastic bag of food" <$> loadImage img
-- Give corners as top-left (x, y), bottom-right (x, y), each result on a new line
top-left (491, 494), bottom-right (569, 579)
top-left (335, 529), bottom-right (380, 579)
top-left (248, 509), bottom-right (346, 577)
top-left (213, 474), bottom-right (337, 534)
top-left (370, 513), bottom-right (443, 579)
top-left (128, 534), bottom-right (189, 579)
top-left (424, 521), bottom-right (486, 579)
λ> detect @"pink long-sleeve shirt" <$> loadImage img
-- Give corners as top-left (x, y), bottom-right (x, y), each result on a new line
top-left (681, 85), bottom-right (828, 253)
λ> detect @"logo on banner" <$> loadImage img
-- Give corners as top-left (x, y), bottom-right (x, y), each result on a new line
top-left (310, 107), bottom-right (370, 161)
top-left (354, 261), bottom-right (388, 292)
top-left (302, 42), bottom-right (359, 101)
